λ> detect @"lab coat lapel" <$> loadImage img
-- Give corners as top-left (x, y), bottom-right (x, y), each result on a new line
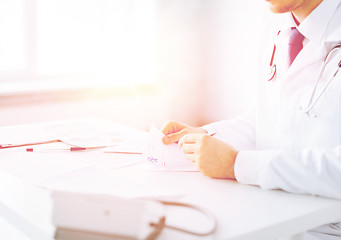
top-left (286, 0), bottom-right (341, 81)
top-left (284, 42), bottom-right (327, 83)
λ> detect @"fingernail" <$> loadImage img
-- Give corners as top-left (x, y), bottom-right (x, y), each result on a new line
top-left (163, 137), bottom-right (170, 144)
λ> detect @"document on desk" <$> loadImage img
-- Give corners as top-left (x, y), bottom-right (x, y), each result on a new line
top-left (0, 123), bottom-right (58, 148)
top-left (0, 118), bottom-right (143, 149)
top-left (44, 118), bottom-right (128, 148)
top-left (144, 126), bottom-right (197, 172)
top-left (0, 121), bottom-right (185, 200)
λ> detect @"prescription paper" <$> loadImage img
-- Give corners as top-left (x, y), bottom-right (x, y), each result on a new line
top-left (144, 126), bottom-right (198, 172)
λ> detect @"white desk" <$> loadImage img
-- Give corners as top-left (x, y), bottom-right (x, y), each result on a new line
top-left (0, 121), bottom-right (341, 240)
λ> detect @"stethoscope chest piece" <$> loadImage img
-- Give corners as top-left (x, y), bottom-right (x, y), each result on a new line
top-left (267, 41), bottom-right (278, 82)
top-left (267, 64), bottom-right (277, 81)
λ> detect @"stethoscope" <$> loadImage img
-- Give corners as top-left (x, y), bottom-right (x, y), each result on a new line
top-left (299, 43), bottom-right (341, 118)
top-left (267, 31), bottom-right (280, 82)
top-left (267, 33), bottom-right (341, 118)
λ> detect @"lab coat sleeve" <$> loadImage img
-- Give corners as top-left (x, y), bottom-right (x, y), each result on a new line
top-left (235, 147), bottom-right (341, 200)
top-left (201, 109), bottom-right (256, 151)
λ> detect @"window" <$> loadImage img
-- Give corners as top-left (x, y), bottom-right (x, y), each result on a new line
top-left (0, 0), bottom-right (156, 91)
top-left (0, 0), bottom-right (26, 75)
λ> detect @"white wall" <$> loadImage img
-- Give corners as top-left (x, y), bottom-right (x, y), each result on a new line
top-left (155, 0), bottom-right (278, 125)
top-left (0, 0), bottom-right (279, 129)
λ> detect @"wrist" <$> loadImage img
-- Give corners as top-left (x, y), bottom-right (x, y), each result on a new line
top-left (231, 150), bottom-right (239, 179)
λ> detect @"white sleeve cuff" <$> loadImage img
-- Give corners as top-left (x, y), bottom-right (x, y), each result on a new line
top-left (234, 150), bottom-right (281, 190)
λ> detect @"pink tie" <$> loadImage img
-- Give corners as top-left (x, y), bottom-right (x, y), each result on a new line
top-left (288, 27), bottom-right (305, 66)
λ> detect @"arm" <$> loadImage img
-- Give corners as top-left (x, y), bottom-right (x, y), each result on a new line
top-left (178, 134), bottom-right (341, 199)
top-left (201, 110), bottom-right (256, 151)
top-left (162, 114), bottom-right (341, 200)
top-left (236, 147), bottom-right (341, 200)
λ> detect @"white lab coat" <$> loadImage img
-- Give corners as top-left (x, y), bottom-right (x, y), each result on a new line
top-left (204, 1), bottom-right (341, 237)
top-left (204, 0), bottom-right (341, 201)
top-left (204, 0), bottom-right (341, 238)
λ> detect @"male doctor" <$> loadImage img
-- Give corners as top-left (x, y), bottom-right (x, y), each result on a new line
top-left (161, 0), bottom-right (341, 239)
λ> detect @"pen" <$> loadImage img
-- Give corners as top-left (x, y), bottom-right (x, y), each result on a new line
top-left (26, 147), bottom-right (143, 154)
top-left (26, 147), bottom-right (87, 152)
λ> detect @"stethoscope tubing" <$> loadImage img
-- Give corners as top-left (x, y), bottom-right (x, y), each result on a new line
top-left (299, 45), bottom-right (341, 116)
top-left (268, 37), bottom-right (341, 117)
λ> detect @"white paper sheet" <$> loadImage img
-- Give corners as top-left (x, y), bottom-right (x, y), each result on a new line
top-left (104, 133), bottom-right (147, 154)
top-left (0, 123), bottom-right (57, 147)
top-left (0, 118), bottom-right (143, 149)
top-left (44, 118), bottom-right (126, 148)
top-left (144, 126), bottom-right (198, 172)
top-left (0, 121), bottom-right (185, 200)
top-left (0, 142), bottom-right (143, 184)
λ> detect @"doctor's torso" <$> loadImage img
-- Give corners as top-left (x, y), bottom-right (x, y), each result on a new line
top-left (256, 1), bottom-right (341, 151)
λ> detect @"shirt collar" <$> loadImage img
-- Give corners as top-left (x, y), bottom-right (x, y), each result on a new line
top-left (298, 0), bottom-right (341, 45)
top-left (281, 0), bottom-right (341, 44)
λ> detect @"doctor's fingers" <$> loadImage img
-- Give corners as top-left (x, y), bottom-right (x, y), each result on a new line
top-left (163, 129), bottom-right (190, 145)
top-left (181, 142), bottom-right (199, 154)
top-left (184, 152), bottom-right (199, 166)
top-left (178, 133), bottom-right (206, 147)
top-left (161, 121), bottom-right (187, 135)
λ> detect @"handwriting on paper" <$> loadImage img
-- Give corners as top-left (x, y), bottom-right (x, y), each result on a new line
top-left (147, 156), bottom-right (159, 165)
top-left (144, 126), bottom-right (197, 172)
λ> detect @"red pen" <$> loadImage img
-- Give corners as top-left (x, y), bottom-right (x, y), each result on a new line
top-left (26, 147), bottom-right (87, 152)
top-left (26, 147), bottom-right (142, 154)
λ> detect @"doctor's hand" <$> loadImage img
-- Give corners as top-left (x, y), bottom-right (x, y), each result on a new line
top-left (179, 133), bottom-right (238, 179)
top-left (161, 120), bottom-right (207, 145)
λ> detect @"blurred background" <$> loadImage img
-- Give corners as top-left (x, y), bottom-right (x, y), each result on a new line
top-left (0, 0), bottom-right (278, 130)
